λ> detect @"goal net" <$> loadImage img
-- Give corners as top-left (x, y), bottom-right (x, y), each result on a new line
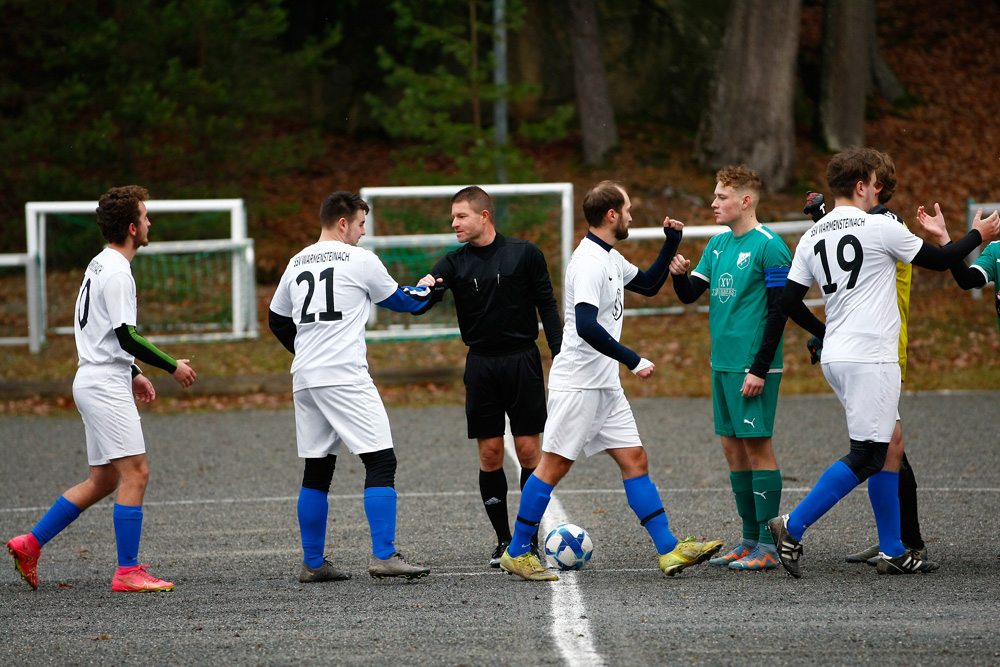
top-left (359, 183), bottom-right (574, 341)
top-left (19, 199), bottom-right (257, 352)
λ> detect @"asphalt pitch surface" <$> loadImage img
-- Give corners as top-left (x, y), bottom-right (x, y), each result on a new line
top-left (2, 391), bottom-right (999, 666)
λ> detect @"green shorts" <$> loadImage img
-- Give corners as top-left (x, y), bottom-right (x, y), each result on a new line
top-left (712, 370), bottom-right (781, 438)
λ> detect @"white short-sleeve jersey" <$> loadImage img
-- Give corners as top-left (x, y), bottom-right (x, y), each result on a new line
top-left (73, 247), bottom-right (138, 368)
top-left (547, 236), bottom-right (639, 390)
top-left (270, 240), bottom-right (398, 390)
top-left (787, 205), bottom-right (923, 364)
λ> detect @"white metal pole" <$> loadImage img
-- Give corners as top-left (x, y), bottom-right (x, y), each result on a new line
top-left (24, 206), bottom-right (42, 353)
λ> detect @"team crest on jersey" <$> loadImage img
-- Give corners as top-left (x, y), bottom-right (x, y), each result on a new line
top-left (737, 251), bottom-right (752, 270)
top-left (712, 273), bottom-right (736, 303)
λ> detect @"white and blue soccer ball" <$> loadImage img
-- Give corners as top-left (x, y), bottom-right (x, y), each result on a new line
top-left (544, 523), bottom-right (594, 571)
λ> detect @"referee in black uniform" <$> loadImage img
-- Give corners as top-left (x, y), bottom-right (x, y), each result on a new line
top-left (418, 186), bottom-right (562, 566)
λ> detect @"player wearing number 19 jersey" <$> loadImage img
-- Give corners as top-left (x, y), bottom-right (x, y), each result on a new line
top-left (7, 185), bottom-right (197, 593)
top-left (269, 190), bottom-right (431, 582)
top-left (772, 148), bottom-right (997, 578)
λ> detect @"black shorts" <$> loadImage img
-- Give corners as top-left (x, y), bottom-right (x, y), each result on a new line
top-left (464, 346), bottom-right (547, 440)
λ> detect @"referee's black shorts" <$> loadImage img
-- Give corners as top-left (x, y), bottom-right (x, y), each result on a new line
top-left (464, 345), bottom-right (547, 440)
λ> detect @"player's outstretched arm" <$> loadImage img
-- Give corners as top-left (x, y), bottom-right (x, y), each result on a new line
top-left (670, 253), bottom-right (708, 304)
top-left (376, 285), bottom-right (442, 315)
top-left (916, 204), bottom-right (990, 289)
top-left (113, 324), bottom-right (196, 389)
top-left (911, 221), bottom-right (993, 271)
top-left (625, 220), bottom-right (683, 297)
top-left (171, 359), bottom-right (196, 388)
top-left (574, 303), bottom-right (652, 377)
top-left (779, 280), bottom-right (826, 339)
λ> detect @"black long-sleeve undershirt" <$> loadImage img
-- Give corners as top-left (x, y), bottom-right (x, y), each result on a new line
top-left (748, 286), bottom-right (789, 378)
top-left (671, 272), bottom-right (708, 304)
top-left (575, 303), bottom-right (640, 370)
top-left (269, 309), bottom-right (297, 354)
top-left (625, 228), bottom-right (683, 296)
top-left (780, 281), bottom-right (827, 340)
top-left (944, 241), bottom-right (989, 289)
top-left (113, 324), bottom-right (178, 373)
top-left (910, 230), bottom-right (982, 271)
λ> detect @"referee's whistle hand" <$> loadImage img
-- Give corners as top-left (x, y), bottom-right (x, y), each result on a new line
top-left (172, 359), bottom-right (197, 388)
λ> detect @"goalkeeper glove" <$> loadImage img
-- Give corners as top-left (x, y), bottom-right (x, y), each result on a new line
top-left (804, 191), bottom-right (826, 223)
top-left (806, 336), bottom-right (823, 365)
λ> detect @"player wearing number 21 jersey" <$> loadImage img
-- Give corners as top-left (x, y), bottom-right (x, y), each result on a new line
top-left (269, 190), bottom-right (432, 582)
top-left (772, 147), bottom-right (998, 578)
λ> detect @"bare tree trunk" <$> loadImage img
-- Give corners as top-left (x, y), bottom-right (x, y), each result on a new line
top-left (867, 0), bottom-right (907, 103)
top-left (470, 0), bottom-right (481, 132)
top-left (819, 0), bottom-right (870, 150)
top-left (695, 0), bottom-right (802, 190)
top-left (567, 0), bottom-right (619, 166)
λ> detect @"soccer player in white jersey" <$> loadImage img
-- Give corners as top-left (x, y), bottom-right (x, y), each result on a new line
top-left (771, 148), bottom-right (1000, 577)
top-left (269, 190), bottom-right (432, 582)
top-left (500, 180), bottom-right (723, 581)
top-left (6, 185), bottom-right (197, 593)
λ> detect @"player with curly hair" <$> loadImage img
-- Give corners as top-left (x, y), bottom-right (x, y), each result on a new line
top-left (803, 149), bottom-right (931, 566)
top-left (6, 185), bottom-right (197, 593)
top-left (773, 148), bottom-right (998, 577)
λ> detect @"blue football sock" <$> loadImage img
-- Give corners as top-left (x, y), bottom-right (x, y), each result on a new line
top-left (869, 471), bottom-right (905, 558)
top-left (787, 461), bottom-right (859, 541)
top-left (112, 503), bottom-right (143, 568)
top-left (364, 487), bottom-right (397, 559)
top-left (297, 487), bottom-right (329, 568)
top-left (623, 474), bottom-right (677, 555)
top-left (509, 475), bottom-right (553, 558)
top-left (31, 495), bottom-right (82, 547)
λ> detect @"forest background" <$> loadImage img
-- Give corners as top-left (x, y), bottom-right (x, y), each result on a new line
top-left (1, 0), bottom-right (998, 413)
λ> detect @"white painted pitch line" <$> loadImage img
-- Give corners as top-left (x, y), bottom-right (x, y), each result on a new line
top-left (503, 426), bottom-right (606, 667)
top-left (2, 487), bottom-right (998, 515)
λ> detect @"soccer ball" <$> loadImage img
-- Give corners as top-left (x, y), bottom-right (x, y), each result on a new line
top-left (544, 523), bottom-right (594, 571)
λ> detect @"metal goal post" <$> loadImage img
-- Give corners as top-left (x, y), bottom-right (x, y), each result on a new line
top-left (16, 198), bottom-right (255, 353)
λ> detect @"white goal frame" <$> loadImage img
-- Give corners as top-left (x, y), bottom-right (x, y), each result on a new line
top-left (17, 198), bottom-right (257, 353)
top-left (359, 183), bottom-right (574, 340)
